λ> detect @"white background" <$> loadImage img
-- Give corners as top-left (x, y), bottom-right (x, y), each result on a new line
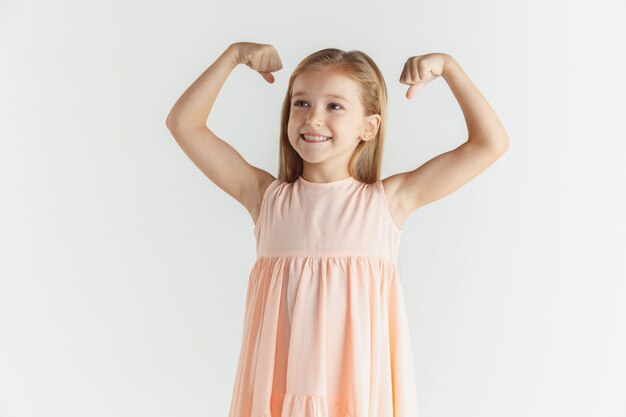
top-left (1, 0), bottom-right (625, 416)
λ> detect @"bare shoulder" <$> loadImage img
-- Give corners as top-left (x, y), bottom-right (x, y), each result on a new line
top-left (246, 169), bottom-right (277, 226)
top-left (380, 173), bottom-right (411, 231)
top-left (380, 142), bottom-right (508, 228)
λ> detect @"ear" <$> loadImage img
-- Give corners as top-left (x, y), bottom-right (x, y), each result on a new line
top-left (361, 113), bottom-right (381, 141)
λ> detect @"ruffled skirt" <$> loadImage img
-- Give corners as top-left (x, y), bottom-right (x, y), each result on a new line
top-left (228, 255), bottom-right (418, 417)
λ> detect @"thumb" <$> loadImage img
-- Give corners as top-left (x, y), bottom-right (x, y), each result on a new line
top-left (259, 71), bottom-right (275, 83)
top-left (406, 84), bottom-right (423, 99)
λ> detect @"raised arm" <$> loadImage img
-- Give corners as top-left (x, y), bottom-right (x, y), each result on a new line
top-left (165, 42), bottom-right (281, 224)
top-left (384, 54), bottom-right (510, 228)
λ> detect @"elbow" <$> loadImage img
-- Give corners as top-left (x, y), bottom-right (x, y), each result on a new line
top-left (491, 135), bottom-right (510, 155)
top-left (500, 136), bottom-right (510, 153)
top-left (165, 114), bottom-right (177, 131)
top-left (166, 118), bottom-right (185, 132)
top-left (165, 109), bottom-right (184, 130)
top-left (165, 115), bottom-right (204, 132)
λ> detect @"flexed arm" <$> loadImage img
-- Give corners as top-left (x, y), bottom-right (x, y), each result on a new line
top-left (166, 42), bottom-right (281, 129)
top-left (165, 42), bottom-right (282, 221)
top-left (387, 53), bottom-right (509, 220)
top-left (439, 55), bottom-right (509, 151)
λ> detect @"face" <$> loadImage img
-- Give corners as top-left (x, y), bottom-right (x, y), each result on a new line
top-left (287, 69), bottom-right (380, 170)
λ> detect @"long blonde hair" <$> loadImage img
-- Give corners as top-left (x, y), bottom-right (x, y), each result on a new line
top-left (277, 48), bottom-right (388, 185)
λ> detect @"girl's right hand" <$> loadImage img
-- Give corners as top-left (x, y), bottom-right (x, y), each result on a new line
top-left (232, 42), bottom-right (283, 84)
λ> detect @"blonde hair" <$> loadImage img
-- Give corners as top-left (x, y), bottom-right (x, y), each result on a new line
top-left (277, 48), bottom-right (388, 185)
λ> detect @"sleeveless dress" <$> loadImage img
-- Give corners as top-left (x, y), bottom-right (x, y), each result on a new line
top-left (227, 175), bottom-right (419, 417)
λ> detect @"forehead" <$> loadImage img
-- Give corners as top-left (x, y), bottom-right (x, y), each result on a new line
top-left (292, 70), bottom-right (360, 102)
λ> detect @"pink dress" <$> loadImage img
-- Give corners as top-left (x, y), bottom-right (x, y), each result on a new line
top-left (227, 175), bottom-right (419, 417)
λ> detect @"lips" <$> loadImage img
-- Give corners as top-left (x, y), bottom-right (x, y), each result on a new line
top-left (301, 134), bottom-right (332, 143)
top-left (301, 132), bottom-right (331, 138)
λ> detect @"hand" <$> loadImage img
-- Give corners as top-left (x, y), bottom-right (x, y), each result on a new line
top-left (399, 53), bottom-right (450, 99)
top-left (232, 42), bottom-right (283, 84)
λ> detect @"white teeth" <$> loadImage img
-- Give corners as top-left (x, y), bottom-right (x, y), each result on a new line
top-left (302, 134), bottom-right (331, 142)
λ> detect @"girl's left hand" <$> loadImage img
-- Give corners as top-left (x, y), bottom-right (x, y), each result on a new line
top-left (399, 53), bottom-right (450, 99)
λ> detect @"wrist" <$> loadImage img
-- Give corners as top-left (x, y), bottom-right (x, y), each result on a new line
top-left (225, 43), bottom-right (241, 67)
top-left (442, 54), bottom-right (458, 80)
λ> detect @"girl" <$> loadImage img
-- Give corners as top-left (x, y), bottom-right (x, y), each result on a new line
top-left (166, 41), bottom-right (508, 417)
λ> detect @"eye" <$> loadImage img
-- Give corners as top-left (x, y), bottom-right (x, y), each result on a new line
top-left (292, 100), bottom-right (343, 110)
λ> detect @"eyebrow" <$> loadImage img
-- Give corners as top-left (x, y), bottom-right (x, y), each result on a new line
top-left (292, 91), bottom-right (351, 103)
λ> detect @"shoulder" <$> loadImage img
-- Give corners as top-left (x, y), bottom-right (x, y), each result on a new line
top-left (246, 171), bottom-right (278, 226)
top-left (380, 174), bottom-right (411, 231)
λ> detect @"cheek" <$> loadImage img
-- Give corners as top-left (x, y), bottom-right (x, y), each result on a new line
top-left (288, 112), bottom-right (303, 123)
top-left (288, 112), bottom-right (300, 123)
top-left (286, 125), bottom-right (299, 142)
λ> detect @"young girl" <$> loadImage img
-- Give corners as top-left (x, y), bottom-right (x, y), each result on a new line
top-left (166, 41), bottom-right (508, 417)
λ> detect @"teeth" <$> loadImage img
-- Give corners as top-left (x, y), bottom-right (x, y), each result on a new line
top-left (302, 134), bottom-right (331, 142)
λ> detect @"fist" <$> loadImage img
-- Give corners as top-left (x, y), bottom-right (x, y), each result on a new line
top-left (233, 42), bottom-right (283, 84)
top-left (399, 53), bottom-right (450, 99)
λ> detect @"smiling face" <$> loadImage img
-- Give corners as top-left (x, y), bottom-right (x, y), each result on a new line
top-left (287, 68), bottom-right (380, 174)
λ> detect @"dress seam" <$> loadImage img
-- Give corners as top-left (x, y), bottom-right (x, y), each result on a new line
top-left (255, 253), bottom-right (397, 266)
top-left (269, 391), bottom-right (352, 417)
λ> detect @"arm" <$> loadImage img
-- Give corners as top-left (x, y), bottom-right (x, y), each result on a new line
top-left (386, 54), bottom-right (509, 225)
top-left (165, 44), bottom-right (240, 130)
top-left (443, 56), bottom-right (509, 151)
top-left (165, 43), bottom-right (277, 223)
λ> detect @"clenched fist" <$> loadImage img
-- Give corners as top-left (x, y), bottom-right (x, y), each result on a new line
top-left (232, 42), bottom-right (283, 84)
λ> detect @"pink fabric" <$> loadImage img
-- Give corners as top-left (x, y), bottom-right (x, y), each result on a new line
top-left (228, 175), bottom-right (419, 417)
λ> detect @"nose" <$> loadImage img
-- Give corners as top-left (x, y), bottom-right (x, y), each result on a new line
top-left (306, 117), bottom-right (322, 127)
top-left (305, 105), bottom-right (324, 126)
